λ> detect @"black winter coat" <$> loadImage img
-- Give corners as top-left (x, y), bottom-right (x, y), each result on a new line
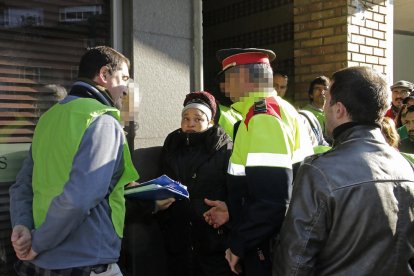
top-left (158, 125), bottom-right (232, 257)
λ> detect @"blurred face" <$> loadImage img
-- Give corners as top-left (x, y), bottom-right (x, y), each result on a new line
top-left (273, 75), bottom-right (288, 97)
top-left (181, 108), bottom-right (211, 133)
top-left (311, 84), bottom-right (328, 109)
top-left (224, 68), bottom-right (251, 102)
top-left (402, 110), bottom-right (414, 138)
top-left (391, 88), bottom-right (410, 109)
top-left (105, 62), bottom-right (130, 109)
top-left (406, 98), bottom-right (414, 107)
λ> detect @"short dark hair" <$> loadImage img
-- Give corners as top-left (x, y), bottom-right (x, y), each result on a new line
top-left (273, 71), bottom-right (288, 80)
top-left (329, 66), bottom-right (389, 124)
top-left (308, 76), bottom-right (330, 101)
top-left (78, 46), bottom-right (130, 79)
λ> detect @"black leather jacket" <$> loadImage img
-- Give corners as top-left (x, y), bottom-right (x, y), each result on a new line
top-left (273, 124), bottom-right (414, 276)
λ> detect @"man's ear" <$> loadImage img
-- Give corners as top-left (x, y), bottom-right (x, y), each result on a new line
top-left (335, 101), bottom-right (349, 121)
top-left (96, 66), bottom-right (109, 85)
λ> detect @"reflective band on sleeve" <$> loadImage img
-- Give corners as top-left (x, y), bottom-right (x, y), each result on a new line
top-left (246, 152), bottom-right (292, 169)
top-left (228, 162), bottom-right (246, 176)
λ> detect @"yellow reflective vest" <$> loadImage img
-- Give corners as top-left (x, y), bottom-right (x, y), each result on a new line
top-left (32, 98), bottom-right (138, 237)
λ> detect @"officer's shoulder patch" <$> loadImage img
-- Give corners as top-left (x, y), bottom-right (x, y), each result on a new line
top-left (253, 99), bottom-right (267, 114)
top-left (244, 97), bottom-right (282, 129)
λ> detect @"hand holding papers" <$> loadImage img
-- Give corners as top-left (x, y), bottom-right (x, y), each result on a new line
top-left (124, 175), bottom-right (189, 200)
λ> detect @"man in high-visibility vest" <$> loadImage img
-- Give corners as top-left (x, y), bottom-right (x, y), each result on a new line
top-left (9, 46), bottom-right (140, 276)
top-left (204, 48), bottom-right (311, 276)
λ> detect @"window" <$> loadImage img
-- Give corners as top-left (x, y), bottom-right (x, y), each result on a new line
top-left (59, 5), bottom-right (103, 23)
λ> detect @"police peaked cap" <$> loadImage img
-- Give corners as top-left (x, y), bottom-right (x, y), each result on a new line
top-left (216, 48), bottom-right (276, 75)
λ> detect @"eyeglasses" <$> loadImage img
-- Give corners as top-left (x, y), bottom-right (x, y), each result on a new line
top-left (393, 90), bottom-right (411, 97)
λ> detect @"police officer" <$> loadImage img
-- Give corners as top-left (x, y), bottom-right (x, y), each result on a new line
top-left (212, 48), bottom-right (309, 275)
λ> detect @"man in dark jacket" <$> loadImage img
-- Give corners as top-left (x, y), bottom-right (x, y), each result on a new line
top-left (273, 66), bottom-right (414, 276)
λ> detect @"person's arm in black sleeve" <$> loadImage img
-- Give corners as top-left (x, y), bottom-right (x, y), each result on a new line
top-left (228, 166), bottom-right (292, 258)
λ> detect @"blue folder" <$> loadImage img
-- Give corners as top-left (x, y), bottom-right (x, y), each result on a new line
top-left (124, 174), bottom-right (189, 200)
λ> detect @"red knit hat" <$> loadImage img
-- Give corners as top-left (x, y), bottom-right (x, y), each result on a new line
top-left (183, 91), bottom-right (217, 120)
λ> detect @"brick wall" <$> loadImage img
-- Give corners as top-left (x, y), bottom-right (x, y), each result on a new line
top-left (347, 0), bottom-right (388, 73)
top-left (293, 0), bottom-right (390, 107)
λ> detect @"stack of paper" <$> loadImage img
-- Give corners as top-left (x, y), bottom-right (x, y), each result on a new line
top-left (124, 174), bottom-right (189, 200)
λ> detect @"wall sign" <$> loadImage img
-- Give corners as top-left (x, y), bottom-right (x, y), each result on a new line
top-left (0, 143), bottom-right (30, 182)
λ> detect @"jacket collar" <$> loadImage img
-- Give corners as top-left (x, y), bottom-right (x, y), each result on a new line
top-left (333, 123), bottom-right (384, 147)
top-left (169, 125), bottom-right (231, 153)
top-left (69, 78), bottom-right (115, 108)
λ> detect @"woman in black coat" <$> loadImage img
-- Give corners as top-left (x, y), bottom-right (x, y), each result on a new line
top-left (158, 91), bottom-right (233, 276)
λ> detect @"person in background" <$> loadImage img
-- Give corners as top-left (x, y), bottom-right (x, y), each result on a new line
top-left (403, 91), bottom-right (414, 107)
top-left (298, 109), bottom-right (328, 147)
top-left (273, 71), bottom-right (288, 98)
top-left (271, 70), bottom-right (327, 147)
top-left (303, 76), bottom-right (330, 141)
top-left (381, 116), bottom-right (400, 149)
top-left (395, 104), bottom-right (414, 154)
top-left (385, 80), bottom-right (413, 119)
top-left (9, 46), bottom-right (138, 276)
top-left (273, 66), bottom-right (414, 276)
top-left (158, 91), bottom-right (233, 276)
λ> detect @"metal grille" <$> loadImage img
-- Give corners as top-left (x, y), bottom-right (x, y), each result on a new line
top-left (204, 23), bottom-right (293, 50)
top-left (204, 0), bottom-right (293, 27)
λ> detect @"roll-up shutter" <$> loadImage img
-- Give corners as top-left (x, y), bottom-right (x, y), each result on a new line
top-left (0, 1), bottom-right (110, 274)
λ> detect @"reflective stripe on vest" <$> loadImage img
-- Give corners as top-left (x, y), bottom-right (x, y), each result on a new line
top-left (246, 152), bottom-right (292, 167)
